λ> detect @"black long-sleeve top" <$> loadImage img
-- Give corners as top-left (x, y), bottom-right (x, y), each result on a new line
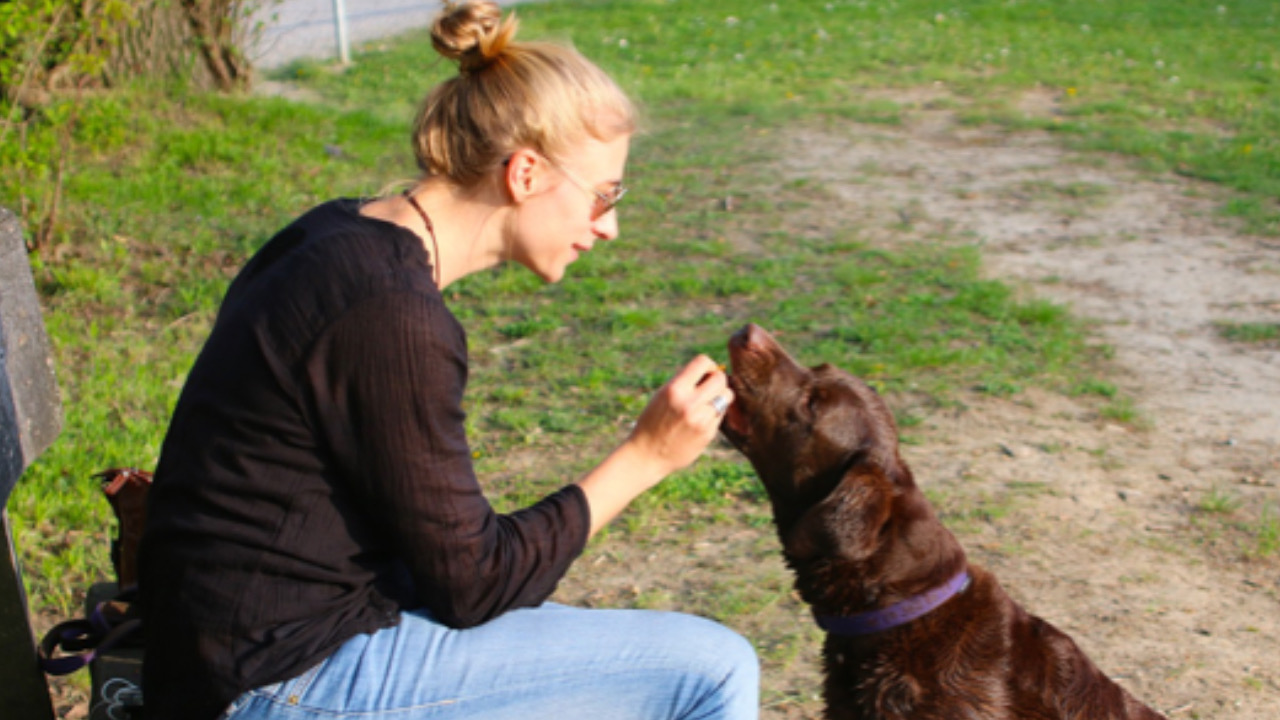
top-left (137, 199), bottom-right (591, 719)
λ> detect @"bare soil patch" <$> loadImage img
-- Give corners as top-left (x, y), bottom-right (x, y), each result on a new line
top-left (558, 92), bottom-right (1280, 718)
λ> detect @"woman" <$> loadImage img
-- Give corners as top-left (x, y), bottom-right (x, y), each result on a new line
top-left (136, 2), bottom-right (758, 719)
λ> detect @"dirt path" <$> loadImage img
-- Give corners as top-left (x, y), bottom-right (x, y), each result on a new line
top-left (561, 93), bottom-right (1280, 718)
top-left (777, 95), bottom-right (1280, 717)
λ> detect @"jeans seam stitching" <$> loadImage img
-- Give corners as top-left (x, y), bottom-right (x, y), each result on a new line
top-left (256, 695), bottom-right (462, 717)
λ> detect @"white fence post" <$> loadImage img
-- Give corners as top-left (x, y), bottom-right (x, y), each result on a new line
top-left (332, 0), bottom-right (351, 64)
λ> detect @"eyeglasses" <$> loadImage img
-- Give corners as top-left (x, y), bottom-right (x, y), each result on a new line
top-left (551, 161), bottom-right (628, 220)
top-left (505, 153), bottom-right (628, 220)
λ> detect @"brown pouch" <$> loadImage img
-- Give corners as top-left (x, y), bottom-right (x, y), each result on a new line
top-left (95, 468), bottom-right (153, 591)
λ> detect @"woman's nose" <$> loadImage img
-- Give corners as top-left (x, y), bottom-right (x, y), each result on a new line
top-left (592, 208), bottom-right (620, 240)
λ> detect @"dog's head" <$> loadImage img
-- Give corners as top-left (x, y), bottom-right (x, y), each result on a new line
top-left (722, 323), bottom-right (906, 498)
top-left (722, 323), bottom-right (915, 563)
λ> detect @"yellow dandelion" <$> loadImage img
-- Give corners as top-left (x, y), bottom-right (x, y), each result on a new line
top-left (1066, 87), bottom-right (1077, 97)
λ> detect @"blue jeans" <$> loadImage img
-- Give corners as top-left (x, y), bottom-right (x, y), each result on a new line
top-left (219, 603), bottom-right (759, 719)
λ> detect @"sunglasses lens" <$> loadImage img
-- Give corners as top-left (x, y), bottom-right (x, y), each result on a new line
top-left (594, 185), bottom-right (626, 218)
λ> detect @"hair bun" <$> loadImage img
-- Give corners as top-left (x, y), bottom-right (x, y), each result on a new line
top-left (431, 0), bottom-right (518, 73)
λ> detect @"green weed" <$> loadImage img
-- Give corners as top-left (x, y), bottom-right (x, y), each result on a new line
top-left (1215, 321), bottom-right (1280, 344)
top-left (1199, 486), bottom-right (1243, 515)
top-left (1070, 378), bottom-right (1118, 398)
top-left (1099, 396), bottom-right (1148, 427)
top-left (1252, 505), bottom-right (1279, 557)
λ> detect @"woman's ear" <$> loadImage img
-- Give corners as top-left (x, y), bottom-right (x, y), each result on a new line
top-left (503, 148), bottom-right (546, 204)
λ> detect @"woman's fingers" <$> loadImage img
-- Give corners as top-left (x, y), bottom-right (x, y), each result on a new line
top-left (681, 355), bottom-right (734, 424)
top-left (674, 354), bottom-right (722, 387)
top-left (674, 355), bottom-right (724, 399)
top-left (629, 355), bottom-right (733, 474)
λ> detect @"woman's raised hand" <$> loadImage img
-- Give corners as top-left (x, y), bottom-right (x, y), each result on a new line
top-left (628, 355), bottom-right (733, 478)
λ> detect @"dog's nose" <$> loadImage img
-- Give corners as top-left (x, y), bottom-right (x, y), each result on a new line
top-left (732, 323), bottom-right (772, 351)
top-left (729, 324), bottom-right (757, 354)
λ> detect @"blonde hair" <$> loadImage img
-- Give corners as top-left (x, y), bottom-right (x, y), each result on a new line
top-left (414, 0), bottom-right (637, 187)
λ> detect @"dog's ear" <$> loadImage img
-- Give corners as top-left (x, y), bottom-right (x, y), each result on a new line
top-left (783, 465), bottom-right (894, 564)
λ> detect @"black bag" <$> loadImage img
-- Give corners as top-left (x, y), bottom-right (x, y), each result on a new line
top-left (39, 468), bottom-right (150, 718)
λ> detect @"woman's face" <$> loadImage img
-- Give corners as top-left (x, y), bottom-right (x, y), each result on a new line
top-left (509, 133), bottom-right (631, 283)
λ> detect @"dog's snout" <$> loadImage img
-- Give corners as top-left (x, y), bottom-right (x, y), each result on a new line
top-left (731, 323), bottom-right (774, 353)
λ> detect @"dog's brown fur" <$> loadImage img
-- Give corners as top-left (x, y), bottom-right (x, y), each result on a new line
top-left (721, 323), bottom-right (1166, 720)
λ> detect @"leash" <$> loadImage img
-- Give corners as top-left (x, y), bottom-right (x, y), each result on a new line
top-left (39, 596), bottom-right (143, 675)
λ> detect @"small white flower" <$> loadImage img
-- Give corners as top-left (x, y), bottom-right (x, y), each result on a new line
top-left (618, 38), bottom-right (629, 48)
top-left (935, 13), bottom-right (946, 22)
top-left (1155, 59), bottom-right (1165, 69)
top-left (1081, 24), bottom-right (1091, 33)
top-left (1218, 5), bottom-right (1227, 14)
top-left (734, 53), bottom-right (744, 62)
top-left (725, 16), bottom-right (739, 26)
top-left (1000, 47), bottom-right (1010, 57)
top-left (769, 3), bottom-right (778, 12)
top-left (1170, 75), bottom-right (1180, 83)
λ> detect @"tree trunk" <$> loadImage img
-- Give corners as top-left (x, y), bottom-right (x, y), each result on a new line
top-left (180, 0), bottom-right (250, 91)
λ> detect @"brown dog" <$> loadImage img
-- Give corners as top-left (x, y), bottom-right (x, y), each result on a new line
top-left (721, 323), bottom-right (1166, 720)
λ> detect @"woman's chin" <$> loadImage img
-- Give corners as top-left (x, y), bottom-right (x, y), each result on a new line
top-left (512, 257), bottom-right (564, 284)
top-left (541, 262), bottom-right (568, 283)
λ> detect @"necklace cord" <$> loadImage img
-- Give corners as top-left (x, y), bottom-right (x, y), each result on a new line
top-left (403, 190), bottom-right (442, 288)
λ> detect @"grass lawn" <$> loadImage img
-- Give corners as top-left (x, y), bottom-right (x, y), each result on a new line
top-left (2, 0), bottom-right (1276, 633)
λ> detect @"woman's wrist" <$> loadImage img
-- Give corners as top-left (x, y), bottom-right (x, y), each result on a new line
top-left (576, 440), bottom-right (670, 537)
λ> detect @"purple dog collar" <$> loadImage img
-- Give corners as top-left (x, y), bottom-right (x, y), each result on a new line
top-left (815, 569), bottom-right (971, 636)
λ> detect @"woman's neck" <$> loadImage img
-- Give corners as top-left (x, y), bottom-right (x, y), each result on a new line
top-left (361, 179), bottom-right (509, 289)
